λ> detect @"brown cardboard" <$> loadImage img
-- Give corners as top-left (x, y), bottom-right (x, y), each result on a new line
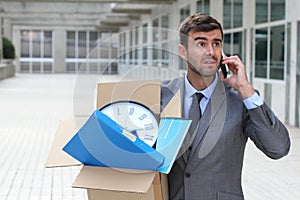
top-left (97, 80), bottom-right (161, 115)
top-left (80, 80), bottom-right (166, 199)
top-left (87, 185), bottom-right (156, 200)
top-left (160, 90), bottom-right (181, 118)
top-left (46, 80), bottom-right (180, 200)
top-left (75, 167), bottom-right (167, 200)
top-left (45, 119), bottom-right (81, 167)
top-left (73, 166), bottom-right (155, 192)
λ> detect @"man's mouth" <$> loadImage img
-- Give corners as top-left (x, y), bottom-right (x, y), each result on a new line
top-left (203, 60), bottom-right (217, 65)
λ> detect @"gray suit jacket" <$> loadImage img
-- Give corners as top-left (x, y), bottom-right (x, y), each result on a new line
top-left (161, 77), bottom-right (290, 200)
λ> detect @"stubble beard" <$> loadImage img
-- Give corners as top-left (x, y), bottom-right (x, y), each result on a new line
top-left (187, 61), bottom-right (218, 78)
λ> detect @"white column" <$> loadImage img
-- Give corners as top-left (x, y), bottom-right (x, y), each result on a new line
top-left (54, 29), bottom-right (66, 73)
top-left (0, 17), bottom-right (2, 61)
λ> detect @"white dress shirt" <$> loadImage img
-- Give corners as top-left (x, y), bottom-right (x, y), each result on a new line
top-left (184, 73), bottom-right (264, 118)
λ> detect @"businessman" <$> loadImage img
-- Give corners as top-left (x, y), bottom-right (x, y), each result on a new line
top-left (160, 13), bottom-right (290, 200)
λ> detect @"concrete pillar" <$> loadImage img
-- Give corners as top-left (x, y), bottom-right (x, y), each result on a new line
top-left (210, 0), bottom-right (223, 23)
top-left (53, 29), bottom-right (66, 73)
top-left (0, 17), bottom-right (2, 61)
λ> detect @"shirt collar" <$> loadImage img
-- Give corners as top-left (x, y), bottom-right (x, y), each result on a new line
top-left (184, 73), bottom-right (218, 100)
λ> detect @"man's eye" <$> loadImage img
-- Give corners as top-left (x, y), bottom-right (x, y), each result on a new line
top-left (213, 42), bottom-right (221, 47)
top-left (197, 43), bottom-right (205, 47)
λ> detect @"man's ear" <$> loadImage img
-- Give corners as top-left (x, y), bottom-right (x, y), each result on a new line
top-left (178, 44), bottom-right (187, 61)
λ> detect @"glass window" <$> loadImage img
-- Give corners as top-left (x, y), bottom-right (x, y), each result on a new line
top-left (271, 0), bottom-right (285, 21)
top-left (152, 18), bottom-right (159, 43)
top-left (21, 30), bottom-right (30, 57)
top-left (152, 44), bottom-right (158, 65)
top-left (134, 49), bottom-right (138, 65)
top-left (162, 43), bottom-right (169, 67)
top-left (296, 21), bottom-right (300, 126)
top-left (233, 32), bottom-right (242, 56)
top-left (78, 31), bottom-right (86, 58)
top-left (44, 31), bottom-right (52, 58)
top-left (223, 0), bottom-right (243, 29)
top-left (20, 30), bottom-right (54, 73)
top-left (135, 27), bottom-right (139, 45)
top-left (223, 34), bottom-right (231, 54)
top-left (233, 0), bottom-right (243, 28)
top-left (130, 29), bottom-right (133, 46)
top-left (66, 62), bottom-right (76, 72)
top-left (89, 31), bottom-right (98, 58)
top-left (255, 28), bottom-right (268, 78)
top-left (67, 31), bottom-right (76, 58)
top-left (196, 0), bottom-right (210, 14)
top-left (143, 47), bottom-right (147, 64)
top-left (32, 31), bottom-right (41, 58)
top-left (142, 23), bottom-right (148, 64)
top-left (256, 0), bottom-right (268, 24)
top-left (89, 31), bottom-right (98, 51)
top-left (223, 32), bottom-right (243, 57)
top-left (32, 62), bottom-right (41, 72)
top-left (152, 18), bottom-right (159, 66)
top-left (142, 23), bottom-right (148, 44)
top-left (129, 30), bottom-right (134, 64)
top-left (254, 25), bottom-right (285, 80)
top-left (180, 5), bottom-right (190, 22)
top-left (20, 62), bottom-right (30, 72)
top-left (256, 0), bottom-right (285, 24)
top-left (223, 0), bottom-right (231, 29)
top-left (43, 62), bottom-right (52, 72)
top-left (65, 30), bottom-right (116, 73)
top-left (162, 14), bottom-right (169, 41)
top-left (270, 25), bottom-right (284, 80)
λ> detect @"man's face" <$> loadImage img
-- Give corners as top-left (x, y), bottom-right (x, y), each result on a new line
top-left (180, 29), bottom-right (223, 77)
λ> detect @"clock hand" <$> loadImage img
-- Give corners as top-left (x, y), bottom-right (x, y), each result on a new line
top-left (128, 128), bottom-right (144, 132)
top-left (130, 130), bottom-right (138, 137)
top-left (124, 128), bottom-right (144, 137)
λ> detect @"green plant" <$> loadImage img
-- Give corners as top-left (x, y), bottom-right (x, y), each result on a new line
top-left (2, 37), bottom-right (15, 59)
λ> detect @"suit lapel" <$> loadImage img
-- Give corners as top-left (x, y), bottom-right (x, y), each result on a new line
top-left (188, 79), bottom-right (226, 163)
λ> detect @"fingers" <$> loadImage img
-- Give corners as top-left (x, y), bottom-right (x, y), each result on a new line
top-left (221, 55), bottom-right (244, 73)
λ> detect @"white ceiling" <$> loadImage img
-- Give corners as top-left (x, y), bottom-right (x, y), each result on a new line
top-left (0, 0), bottom-right (175, 31)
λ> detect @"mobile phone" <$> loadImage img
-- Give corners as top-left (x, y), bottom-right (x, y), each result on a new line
top-left (220, 51), bottom-right (228, 79)
top-left (220, 56), bottom-right (228, 79)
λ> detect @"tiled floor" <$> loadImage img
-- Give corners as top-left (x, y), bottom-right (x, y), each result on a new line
top-left (0, 73), bottom-right (299, 200)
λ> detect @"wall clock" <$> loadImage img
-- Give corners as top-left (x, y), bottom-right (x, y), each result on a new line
top-left (100, 101), bottom-right (159, 147)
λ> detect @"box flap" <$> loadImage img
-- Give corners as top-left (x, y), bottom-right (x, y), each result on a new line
top-left (160, 90), bottom-right (181, 118)
top-left (73, 166), bottom-right (157, 193)
top-left (97, 80), bottom-right (161, 115)
top-left (87, 187), bottom-right (155, 200)
top-left (46, 119), bottom-right (85, 167)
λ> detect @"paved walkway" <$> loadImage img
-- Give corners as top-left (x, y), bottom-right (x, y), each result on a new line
top-left (0, 73), bottom-right (299, 200)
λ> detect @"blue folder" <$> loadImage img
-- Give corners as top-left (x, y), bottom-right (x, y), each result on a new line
top-left (156, 118), bottom-right (191, 173)
top-left (63, 110), bottom-right (165, 170)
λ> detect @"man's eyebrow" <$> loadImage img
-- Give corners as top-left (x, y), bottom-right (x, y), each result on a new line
top-left (193, 37), bottom-right (222, 42)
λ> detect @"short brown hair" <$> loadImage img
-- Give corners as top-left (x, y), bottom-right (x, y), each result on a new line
top-left (179, 13), bottom-right (223, 47)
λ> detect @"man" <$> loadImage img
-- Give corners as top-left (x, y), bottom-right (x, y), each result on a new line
top-left (161, 13), bottom-right (290, 200)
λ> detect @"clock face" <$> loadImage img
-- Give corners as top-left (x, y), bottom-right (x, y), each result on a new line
top-left (100, 101), bottom-right (159, 147)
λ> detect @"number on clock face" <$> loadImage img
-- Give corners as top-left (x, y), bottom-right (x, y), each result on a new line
top-left (100, 101), bottom-right (159, 147)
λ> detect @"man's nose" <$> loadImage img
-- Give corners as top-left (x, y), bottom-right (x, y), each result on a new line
top-left (204, 44), bottom-right (215, 55)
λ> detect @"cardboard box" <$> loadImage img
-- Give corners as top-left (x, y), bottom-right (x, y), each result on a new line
top-left (46, 80), bottom-right (184, 200)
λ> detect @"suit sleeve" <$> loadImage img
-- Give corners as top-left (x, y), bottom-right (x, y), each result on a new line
top-left (244, 103), bottom-right (290, 159)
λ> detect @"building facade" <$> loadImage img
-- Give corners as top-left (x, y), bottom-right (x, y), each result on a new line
top-left (0, 0), bottom-right (300, 127)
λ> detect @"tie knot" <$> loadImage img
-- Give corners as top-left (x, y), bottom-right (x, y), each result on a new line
top-left (195, 92), bottom-right (204, 104)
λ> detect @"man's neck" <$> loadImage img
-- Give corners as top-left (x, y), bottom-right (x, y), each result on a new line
top-left (187, 71), bottom-right (215, 91)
